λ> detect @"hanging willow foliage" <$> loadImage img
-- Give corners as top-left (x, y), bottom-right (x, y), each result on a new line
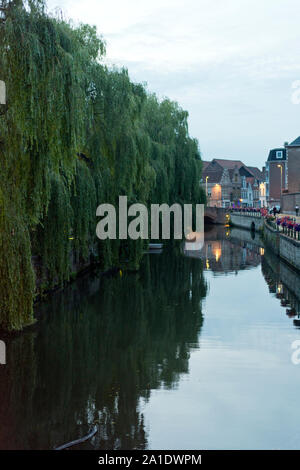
top-left (0, 0), bottom-right (205, 331)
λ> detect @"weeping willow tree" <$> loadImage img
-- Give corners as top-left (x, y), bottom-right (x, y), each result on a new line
top-left (0, 0), bottom-right (205, 331)
top-left (144, 95), bottom-right (203, 206)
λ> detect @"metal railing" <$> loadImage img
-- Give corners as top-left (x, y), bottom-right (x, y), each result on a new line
top-left (230, 208), bottom-right (262, 217)
top-left (265, 216), bottom-right (300, 241)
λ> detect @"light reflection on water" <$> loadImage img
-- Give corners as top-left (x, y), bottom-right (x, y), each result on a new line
top-left (0, 225), bottom-right (299, 450)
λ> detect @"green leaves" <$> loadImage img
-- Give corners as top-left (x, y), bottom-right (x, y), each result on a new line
top-left (0, 0), bottom-right (205, 330)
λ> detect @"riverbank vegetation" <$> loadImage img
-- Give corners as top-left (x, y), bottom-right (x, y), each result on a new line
top-left (0, 0), bottom-right (205, 330)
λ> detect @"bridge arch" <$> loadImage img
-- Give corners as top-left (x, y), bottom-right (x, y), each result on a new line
top-left (204, 215), bottom-right (216, 224)
top-left (204, 207), bottom-right (229, 225)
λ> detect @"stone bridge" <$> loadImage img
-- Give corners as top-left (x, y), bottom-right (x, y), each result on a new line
top-left (204, 207), bottom-right (229, 225)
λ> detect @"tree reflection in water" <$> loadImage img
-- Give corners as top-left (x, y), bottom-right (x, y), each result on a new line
top-left (0, 250), bottom-right (207, 450)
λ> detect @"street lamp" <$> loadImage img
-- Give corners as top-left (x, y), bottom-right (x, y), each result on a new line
top-left (205, 176), bottom-right (209, 196)
top-left (277, 164), bottom-right (283, 195)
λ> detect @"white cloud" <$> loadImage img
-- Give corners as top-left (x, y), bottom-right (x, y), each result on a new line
top-left (47, 0), bottom-right (300, 166)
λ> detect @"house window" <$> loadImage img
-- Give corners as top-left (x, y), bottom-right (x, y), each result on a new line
top-left (276, 150), bottom-right (283, 159)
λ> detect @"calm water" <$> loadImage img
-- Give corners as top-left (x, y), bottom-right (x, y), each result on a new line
top-left (0, 226), bottom-right (300, 450)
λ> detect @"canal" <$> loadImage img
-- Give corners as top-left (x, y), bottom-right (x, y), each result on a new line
top-left (0, 226), bottom-right (300, 450)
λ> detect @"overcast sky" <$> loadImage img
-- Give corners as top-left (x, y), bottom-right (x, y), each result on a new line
top-left (47, 0), bottom-right (300, 168)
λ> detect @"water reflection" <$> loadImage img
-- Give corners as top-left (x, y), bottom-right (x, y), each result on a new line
top-left (185, 225), bottom-right (262, 274)
top-left (197, 225), bottom-right (299, 326)
top-left (0, 252), bottom-right (207, 450)
top-left (262, 248), bottom-right (300, 325)
top-left (1, 227), bottom-right (300, 450)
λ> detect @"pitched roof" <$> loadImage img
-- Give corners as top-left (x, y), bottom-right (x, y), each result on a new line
top-left (212, 158), bottom-right (245, 170)
top-left (246, 176), bottom-right (255, 185)
top-left (202, 161), bottom-right (210, 171)
top-left (247, 166), bottom-right (264, 181)
top-left (202, 168), bottom-right (223, 183)
top-left (227, 168), bottom-right (239, 180)
top-left (202, 159), bottom-right (264, 184)
top-left (288, 136), bottom-right (300, 147)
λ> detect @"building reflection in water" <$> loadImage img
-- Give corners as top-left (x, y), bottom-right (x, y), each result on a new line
top-left (185, 224), bottom-right (262, 274)
top-left (185, 223), bottom-right (300, 326)
top-left (261, 248), bottom-right (300, 325)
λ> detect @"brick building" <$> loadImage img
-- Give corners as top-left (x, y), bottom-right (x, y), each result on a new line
top-left (280, 136), bottom-right (300, 214)
top-left (265, 148), bottom-right (287, 206)
top-left (281, 192), bottom-right (300, 215)
top-left (286, 136), bottom-right (300, 193)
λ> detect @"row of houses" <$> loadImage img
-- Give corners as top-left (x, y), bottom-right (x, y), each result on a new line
top-left (201, 159), bottom-right (266, 208)
top-left (201, 135), bottom-right (300, 211)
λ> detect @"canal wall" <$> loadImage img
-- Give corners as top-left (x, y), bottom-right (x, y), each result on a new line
top-left (230, 212), bottom-right (300, 273)
top-left (263, 222), bottom-right (300, 272)
top-left (262, 222), bottom-right (280, 256)
top-left (230, 227), bottom-right (264, 250)
top-left (280, 235), bottom-right (300, 271)
top-left (263, 248), bottom-right (300, 306)
top-left (230, 213), bottom-right (264, 232)
top-left (262, 248), bottom-right (300, 318)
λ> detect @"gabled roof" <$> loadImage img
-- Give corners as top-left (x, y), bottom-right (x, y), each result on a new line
top-left (202, 161), bottom-right (210, 171)
top-left (212, 158), bottom-right (245, 170)
top-left (202, 167), bottom-right (223, 183)
top-left (227, 168), bottom-right (241, 180)
top-left (246, 176), bottom-right (255, 185)
top-left (212, 158), bottom-right (255, 178)
top-left (202, 159), bottom-right (264, 184)
top-left (288, 136), bottom-right (300, 147)
top-left (239, 166), bottom-right (254, 178)
top-left (247, 166), bottom-right (264, 181)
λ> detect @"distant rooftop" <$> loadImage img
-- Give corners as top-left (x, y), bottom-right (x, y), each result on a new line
top-left (212, 158), bottom-right (245, 170)
top-left (202, 161), bottom-right (210, 171)
top-left (267, 148), bottom-right (286, 162)
top-left (287, 136), bottom-right (300, 146)
top-left (201, 168), bottom-right (223, 183)
top-left (202, 158), bottom-right (264, 183)
top-left (247, 166), bottom-right (264, 181)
